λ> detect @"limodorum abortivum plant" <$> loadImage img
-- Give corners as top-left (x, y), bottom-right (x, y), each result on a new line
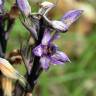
top-left (0, 0), bottom-right (83, 96)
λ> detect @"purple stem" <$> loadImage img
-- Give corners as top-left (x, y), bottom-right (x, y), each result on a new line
top-left (26, 17), bottom-right (45, 92)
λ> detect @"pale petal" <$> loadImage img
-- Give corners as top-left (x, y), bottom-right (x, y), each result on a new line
top-left (50, 51), bottom-right (70, 65)
top-left (33, 44), bottom-right (43, 57)
top-left (52, 20), bottom-right (68, 31)
top-left (0, 0), bottom-right (4, 13)
top-left (29, 25), bottom-right (38, 40)
top-left (61, 10), bottom-right (83, 27)
top-left (0, 58), bottom-right (27, 87)
top-left (40, 1), bottom-right (55, 8)
top-left (0, 0), bottom-right (2, 5)
top-left (21, 18), bottom-right (38, 40)
top-left (40, 56), bottom-right (50, 70)
top-left (38, 1), bottom-right (55, 15)
top-left (42, 28), bottom-right (51, 45)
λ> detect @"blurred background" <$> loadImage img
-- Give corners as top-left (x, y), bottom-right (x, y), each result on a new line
top-left (5, 0), bottom-right (96, 96)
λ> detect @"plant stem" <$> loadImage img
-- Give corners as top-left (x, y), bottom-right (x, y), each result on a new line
top-left (26, 17), bottom-right (45, 93)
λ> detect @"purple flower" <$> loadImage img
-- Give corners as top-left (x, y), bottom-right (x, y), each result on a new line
top-left (16, 0), bottom-right (31, 17)
top-left (43, 9), bottom-right (83, 32)
top-left (33, 29), bottom-right (70, 70)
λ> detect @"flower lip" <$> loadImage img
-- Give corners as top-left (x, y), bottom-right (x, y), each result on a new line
top-left (44, 44), bottom-right (57, 56)
top-left (33, 44), bottom-right (57, 57)
top-left (40, 56), bottom-right (50, 70)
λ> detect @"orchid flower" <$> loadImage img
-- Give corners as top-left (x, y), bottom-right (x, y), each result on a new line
top-left (0, 57), bottom-right (27, 87)
top-left (33, 29), bottom-right (70, 70)
top-left (43, 10), bottom-right (83, 32)
top-left (16, 0), bottom-right (31, 17)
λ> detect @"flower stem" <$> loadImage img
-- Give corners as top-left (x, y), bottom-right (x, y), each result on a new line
top-left (25, 17), bottom-right (45, 93)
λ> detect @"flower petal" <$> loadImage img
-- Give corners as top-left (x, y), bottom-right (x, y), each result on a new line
top-left (52, 20), bottom-right (68, 31)
top-left (0, 0), bottom-right (2, 5)
top-left (0, 58), bottom-right (27, 86)
top-left (40, 56), bottom-right (50, 70)
top-left (40, 1), bottom-right (55, 8)
top-left (38, 1), bottom-right (55, 15)
top-left (16, 0), bottom-right (31, 17)
top-left (42, 28), bottom-right (51, 45)
top-left (33, 44), bottom-right (43, 57)
top-left (50, 51), bottom-right (70, 65)
top-left (61, 10), bottom-right (83, 27)
top-left (50, 32), bottom-right (60, 42)
top-left (21, 18), bottom-right (38, 40)
top-left (0, 0), bottom-right (4, 13)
